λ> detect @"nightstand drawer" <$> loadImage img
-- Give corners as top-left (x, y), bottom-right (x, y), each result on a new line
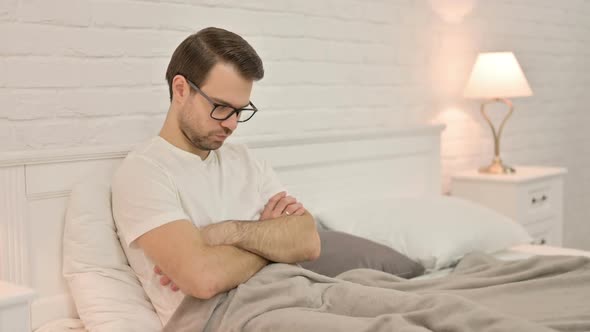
top-left (522, 217), bottom-right (553, 245)
top-left (520, 180), bottom-right (557, 221)
top-left (0, 304), bottom-right (31, 332)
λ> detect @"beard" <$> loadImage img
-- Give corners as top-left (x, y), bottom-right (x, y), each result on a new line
top-left (179, 116), bottom-right (230, 152)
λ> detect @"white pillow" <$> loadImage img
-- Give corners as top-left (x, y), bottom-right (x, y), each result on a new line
top-left (315, 195), bottom-right (532, 271)
top-left (63, 166), bottom-right (162, 331)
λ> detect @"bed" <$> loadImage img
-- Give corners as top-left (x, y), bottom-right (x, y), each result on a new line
top-left (0, 124), bottom-right (588, 331)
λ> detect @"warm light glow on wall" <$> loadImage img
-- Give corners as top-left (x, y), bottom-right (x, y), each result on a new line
top-left (429, 0), bottom-right (476, 23)
top-left (435, 106), bottom-right (486, 155)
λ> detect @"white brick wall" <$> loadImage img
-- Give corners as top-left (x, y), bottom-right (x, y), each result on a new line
top-left (1, 0), bottom-right (588, 249)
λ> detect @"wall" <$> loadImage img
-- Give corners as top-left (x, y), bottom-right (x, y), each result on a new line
top-left (1, 0), bottom-right (588, 249)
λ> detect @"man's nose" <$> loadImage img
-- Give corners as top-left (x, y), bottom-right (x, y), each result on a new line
top-left (220, 112), bottom-right (239, 131)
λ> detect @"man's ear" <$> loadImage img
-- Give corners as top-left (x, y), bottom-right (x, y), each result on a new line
top-left (171, 75), bottom-right (189, 105)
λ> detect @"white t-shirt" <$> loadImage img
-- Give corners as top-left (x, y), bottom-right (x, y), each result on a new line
top-left (111, 136), bottom-right (284, 325)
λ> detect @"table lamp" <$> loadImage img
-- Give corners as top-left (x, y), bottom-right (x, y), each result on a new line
top-left (463, 52), bottom-right (533, 174)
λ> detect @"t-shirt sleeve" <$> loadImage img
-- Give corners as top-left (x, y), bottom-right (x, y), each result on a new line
top-left (257, 157), bottom-right (286, 204)
top-left (111, 155), bottom-right (189, 248)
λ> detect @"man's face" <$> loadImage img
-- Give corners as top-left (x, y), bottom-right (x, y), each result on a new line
top-left (178, 62), bottom-right (253, 152)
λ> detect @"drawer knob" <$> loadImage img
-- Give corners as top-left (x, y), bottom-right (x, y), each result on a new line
top-left (531, 195), bottom-right (548, 204)
top-left (533, 238), bottom-right (547, 245)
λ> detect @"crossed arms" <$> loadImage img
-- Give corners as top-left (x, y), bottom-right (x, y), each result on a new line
top-left (135, 191), bottom-right (321, 299)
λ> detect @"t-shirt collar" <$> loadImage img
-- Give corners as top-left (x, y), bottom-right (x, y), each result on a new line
top-left (154, 136), bottom-right (217, 164)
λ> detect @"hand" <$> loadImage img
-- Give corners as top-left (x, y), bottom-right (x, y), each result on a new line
top-left (154, 265), bottom-right (179, 292)
top-left (259, 191), bottom-right (306, 221)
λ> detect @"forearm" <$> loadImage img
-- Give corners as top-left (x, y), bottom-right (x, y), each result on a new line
top-left (196, 244), bottom-right (268, 298)
top-left (136, 219), bottom-right (268, 300)
top-left (227, 212), bottom-right (320, 263)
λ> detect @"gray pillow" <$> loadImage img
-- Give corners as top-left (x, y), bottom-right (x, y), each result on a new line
top-left (300, 231), bottom-right (425, 278)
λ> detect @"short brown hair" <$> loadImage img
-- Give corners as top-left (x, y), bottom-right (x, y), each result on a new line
top-left (165, 27), bottom-right (264, 101)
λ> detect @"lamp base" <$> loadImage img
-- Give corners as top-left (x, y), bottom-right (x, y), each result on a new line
top-left (479, 158), bottom-right (515, 174)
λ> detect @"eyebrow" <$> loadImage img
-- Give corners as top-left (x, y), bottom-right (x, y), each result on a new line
top-left (211, 96), bottom-right (250, 110)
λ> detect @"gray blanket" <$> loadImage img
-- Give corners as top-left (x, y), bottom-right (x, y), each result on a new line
top-left (164, 252), bottom-right (590, 332)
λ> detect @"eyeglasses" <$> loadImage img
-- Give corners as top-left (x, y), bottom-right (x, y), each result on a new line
top-left (184, 77), bottom-right (258, 123)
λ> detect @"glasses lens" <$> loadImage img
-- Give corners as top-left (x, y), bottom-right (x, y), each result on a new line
top-left (211, 106), bottom-right (234, 119)
top-left (237, 109), bottom-right (256, 122)
top-left (211, 107), bottom-right (256, 122)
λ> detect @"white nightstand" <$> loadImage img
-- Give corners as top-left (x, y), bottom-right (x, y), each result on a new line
top-left (0, 280), bottom-right (35, 332)
top-left (451, 166), bottom-right (567, 246)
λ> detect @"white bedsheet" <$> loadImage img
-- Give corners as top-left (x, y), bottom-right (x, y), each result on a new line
top-left (507, 244), bottom-right (590, 258)
top-left (413, 244), bottom-right (590, 281)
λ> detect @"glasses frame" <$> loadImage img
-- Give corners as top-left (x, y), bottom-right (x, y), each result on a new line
top-left (183, 76), bottom-right (258, 123)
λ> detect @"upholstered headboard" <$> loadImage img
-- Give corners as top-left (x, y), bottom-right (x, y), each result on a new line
top-left (0, 124), bottom-right (444, 329)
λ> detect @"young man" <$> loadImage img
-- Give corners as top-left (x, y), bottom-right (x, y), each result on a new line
top-left (111, 27), bottom-right (321, 325)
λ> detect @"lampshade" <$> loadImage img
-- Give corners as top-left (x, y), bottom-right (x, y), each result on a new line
top-left (463, 52), bottom-right (532, 99)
